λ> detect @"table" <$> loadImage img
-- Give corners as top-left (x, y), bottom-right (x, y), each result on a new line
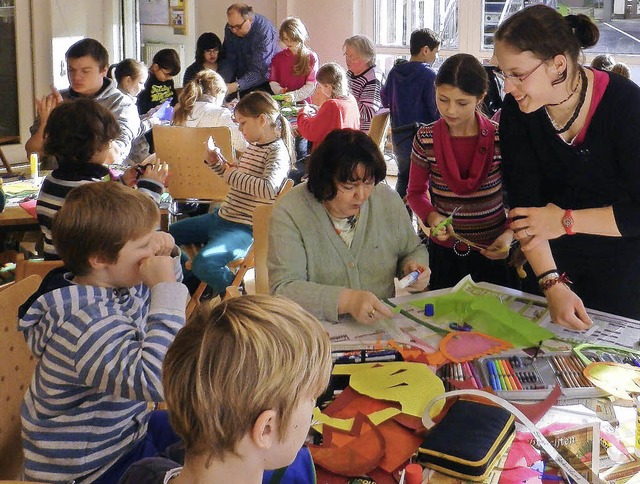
top-left (0, 206), bottom-right (38, 229)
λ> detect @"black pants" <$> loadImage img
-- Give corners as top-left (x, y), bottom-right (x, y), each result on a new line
top-left (427, 240), bottom-right (520, 291)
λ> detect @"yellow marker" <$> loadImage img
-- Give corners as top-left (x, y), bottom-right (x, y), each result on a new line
top-left (30, 152), bottom-right (39, 179)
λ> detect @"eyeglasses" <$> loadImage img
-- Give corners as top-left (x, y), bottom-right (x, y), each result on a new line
top-left (228, 18), bottom-right (248, 32)
top-left (495, 60), bottom-right (545, 84)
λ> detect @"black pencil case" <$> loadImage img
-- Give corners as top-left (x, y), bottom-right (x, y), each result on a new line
top-left (417, 398), bottom-right (515, 482)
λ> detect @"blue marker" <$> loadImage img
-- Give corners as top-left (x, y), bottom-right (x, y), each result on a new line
top-left (398, 269), bottom-right (422, 288)
top-left (487, 360), bottom-right (500, 390)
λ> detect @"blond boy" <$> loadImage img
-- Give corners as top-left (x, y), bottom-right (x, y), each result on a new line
top-left (120, 295), bottom-right (332, 484)
top-left (19, 182), bottom-right (189, 483)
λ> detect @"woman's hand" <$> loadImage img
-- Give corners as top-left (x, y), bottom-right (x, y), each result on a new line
top-left (545, 283), bottom-right (593, 330)
top-left (339, 288), bottom-right (393, 325)
top-left (481, 229), bottom-right (514, 260)
top-left (401, 261), bottom-right (430, 292)
top-left (509, 204), bottom-right (565, 251)
top-left (426, 211), bottom-right (454, 242)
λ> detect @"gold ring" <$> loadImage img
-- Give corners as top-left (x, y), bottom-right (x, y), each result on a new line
top-left (368, 309), bottom-right (376, 318)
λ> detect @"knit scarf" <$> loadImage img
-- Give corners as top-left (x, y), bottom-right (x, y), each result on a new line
top-left (432, 113), bottom-right (496, 195)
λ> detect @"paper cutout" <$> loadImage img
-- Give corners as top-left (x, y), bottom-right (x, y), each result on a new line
top-left (584, 362), bottom-right (640, 399)
top-left (407, 292), bottom-right (555, 348)
top-left (439, 331), bottom-right (512, 362)
top-left (332, 362), bottom-right (445, 418)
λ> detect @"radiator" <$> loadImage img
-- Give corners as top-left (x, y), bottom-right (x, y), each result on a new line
top-left (142, 42), bottom-right (186, 86)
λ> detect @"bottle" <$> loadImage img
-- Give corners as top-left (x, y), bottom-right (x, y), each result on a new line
top-left (30, 152), bottom-right (39, 179)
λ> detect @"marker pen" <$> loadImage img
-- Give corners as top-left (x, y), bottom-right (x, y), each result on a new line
top-left (398, 269), bottom-right (422, 288)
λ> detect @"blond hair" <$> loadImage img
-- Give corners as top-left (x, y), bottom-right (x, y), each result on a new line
top-left (611, 62), bottom-right (630, 79)
top-left (52, 182), bottom-right (159, 276)
top-left (279, 17), bottom-right (312, 77)
top-left (235, 91), bottom-right (295, 167)
top-left (316, 62), bottom-right (349, 99)
top-left (173, 69), bottom-right (227, 126)
top-left (163, 295), bottom-right (332, 459)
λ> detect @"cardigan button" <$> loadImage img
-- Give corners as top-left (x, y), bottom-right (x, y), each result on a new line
top-left (481, 129), bottom-right (488, 136)
top-left (348, 261), bottom-right (356, 269)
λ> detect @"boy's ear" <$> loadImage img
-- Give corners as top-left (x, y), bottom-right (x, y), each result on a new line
top-left (252, 409), bottom-right (277, 449)
top-left (87, 254), bottom-right (109, 271)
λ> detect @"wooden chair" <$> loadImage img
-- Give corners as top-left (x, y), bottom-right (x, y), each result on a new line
top-left (252, 203), bottom-right (276, 295)
top-left (0, 275), bottom-right (42, 479)
top-left (14, 253), bottom-right (63, 282)
top-left (368, 109), bottom-right (391, 154)
top-left (185, 179), bottom-right (294, 317)
top-left (152, 125), bottom-right (235, 209)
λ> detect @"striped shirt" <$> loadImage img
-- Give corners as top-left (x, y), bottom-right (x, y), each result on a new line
top-left (214, 139), bottom-right (290, 225)
top-left (19, 266), bottom-right (188, 483)
top-left (36, 163), bottom-right (164, 259)
top-left (347, 65), bottom-right (383, 132)
top-left (408, 121), bottom-right (506, 246)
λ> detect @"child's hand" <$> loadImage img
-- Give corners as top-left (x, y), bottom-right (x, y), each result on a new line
top-left (427, 212), bottom-right (454, 241)
top-left (150, 231), bottom-right (176, 257)
top-left (35, 85), bottom-right (64, 125)
top-left (481, 230), bottom-right (513, 260)
top-left (204, 136), bottom-right (225, 167)
top-left (140, 159), bottom-right (169, 184)
top-left (139, 256), bottom-right (176, 287)
top-left (283, 93), bottom-right (294, 103)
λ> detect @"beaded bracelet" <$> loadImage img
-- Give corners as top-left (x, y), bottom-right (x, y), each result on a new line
top-left (539, 272), bottom-right (572, 292)
top-left (536, 269), bottom-right (559, 281)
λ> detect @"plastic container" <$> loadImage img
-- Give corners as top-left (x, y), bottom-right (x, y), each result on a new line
top-left (29, 152), bottom-right (39, 179)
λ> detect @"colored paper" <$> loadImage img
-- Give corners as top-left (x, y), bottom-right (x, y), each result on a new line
top-left (408, 292), bottom-right (554, 348)
top-left (332, 362), bottom-right (445, 418)
top-left (584, 362), bottom-right (640, 399)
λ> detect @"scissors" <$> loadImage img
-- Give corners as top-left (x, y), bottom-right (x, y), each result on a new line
top-left (431, 206), bottom-right (462, 237)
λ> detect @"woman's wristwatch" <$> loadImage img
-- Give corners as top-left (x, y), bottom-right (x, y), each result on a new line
top-left (561, 209), bottom-right (575, 236)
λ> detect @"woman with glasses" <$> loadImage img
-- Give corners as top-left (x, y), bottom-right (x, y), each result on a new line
top-left (495, 5), bottom-right (640, 328)
top-left (343, 35), bottom-right (384, 132)
top-left (183, 32), bottom-right (223, 84)
top-left (268, 129), bottom-right (429, 325)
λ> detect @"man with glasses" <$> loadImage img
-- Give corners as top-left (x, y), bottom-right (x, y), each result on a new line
top-left (218, 3), bottom-right (278, 98)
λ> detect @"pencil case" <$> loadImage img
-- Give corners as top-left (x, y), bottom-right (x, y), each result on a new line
top-left (417, 398), bottom-right (515, 482)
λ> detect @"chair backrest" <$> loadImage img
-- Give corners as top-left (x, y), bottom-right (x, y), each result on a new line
top-left (0, 275), bottom-right (42, 479)
top-left (252, 178), bottom-right (294, 295)
top-left (153, 125), bottom-right (235, 202)
top-left (368, 109), bottom-right (391, 153)
top-left (14, 254), bottom-right (64, 282)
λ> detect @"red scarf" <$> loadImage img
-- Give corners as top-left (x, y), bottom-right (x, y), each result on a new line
top-left (432, 113), bottom-right (496, 195)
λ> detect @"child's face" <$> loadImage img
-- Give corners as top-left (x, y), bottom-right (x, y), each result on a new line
top-left (424, 46), bottom-right (439, 65)
top-left (122, 71), bottom-right (148, 97)
top-left (235, 111), bottom-right (266, 144)
top-left (102, 228), bottom-right (158, 288)
top-left (281, 33), bottom-right (299, 52)
top-left (152, 64), bottom-right (174, 82)
top-left (267, 393), bottom-right (316, 470)
top-left (89, 141), bottom-right (112, 165)
top-left (435, 84), bottom-right (481, 133)
top-left (203, 48), bottom-right (219, 65)
top-left (67, 55), bottom-right (107, 97)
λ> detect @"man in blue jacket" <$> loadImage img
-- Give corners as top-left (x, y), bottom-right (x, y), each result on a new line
top-left (381, 28), bottom-right (440, 199)
top-left (219, 3), bottom-right (279, 98)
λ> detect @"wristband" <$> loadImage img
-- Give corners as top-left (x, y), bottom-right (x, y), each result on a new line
top-left (539, 272), bottom-right (572, 292)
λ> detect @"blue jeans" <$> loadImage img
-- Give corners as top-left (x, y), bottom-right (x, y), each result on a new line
top-left (94, 410), bottom-right (180, 484)
top-left (169, 208), bottom-right (253, 295)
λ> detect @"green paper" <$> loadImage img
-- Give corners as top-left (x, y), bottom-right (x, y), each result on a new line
top-left (408, 292), bottom-right (554, 348)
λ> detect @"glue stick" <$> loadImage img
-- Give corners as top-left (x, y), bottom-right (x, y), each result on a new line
top-left (30, 152), bottom-right (39, 179)
top-left (398, 269), bottom-right (422, 289)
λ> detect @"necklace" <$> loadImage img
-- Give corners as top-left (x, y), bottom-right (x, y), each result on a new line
top-left (547, 74), bottom-right (580, 107)
top-left (547, 68), bottom-right (588, 135)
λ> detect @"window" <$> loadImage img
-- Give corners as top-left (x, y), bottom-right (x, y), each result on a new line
top-left (0, 0), bottom-right (18, 137)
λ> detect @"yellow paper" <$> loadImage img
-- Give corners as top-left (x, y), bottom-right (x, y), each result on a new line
top-left (332, 361), bottom-right (445, 418)
top-left (585, 362), bottom-right (640, 399)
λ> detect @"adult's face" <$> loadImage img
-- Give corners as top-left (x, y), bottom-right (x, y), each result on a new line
top-left (67, 55), bottom-right (107, 96)
top-left (227, 10), bottom-right (252, 37)
top-left (494, 40), bottom-right (555, 114)
top-left (323, 164), bottom-right (375, 219)
top-left (344, 45), bottom-right (369, 76)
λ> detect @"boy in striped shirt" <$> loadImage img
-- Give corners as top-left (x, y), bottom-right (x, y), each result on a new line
top-left (19, 182), bottom-right (189, 483)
